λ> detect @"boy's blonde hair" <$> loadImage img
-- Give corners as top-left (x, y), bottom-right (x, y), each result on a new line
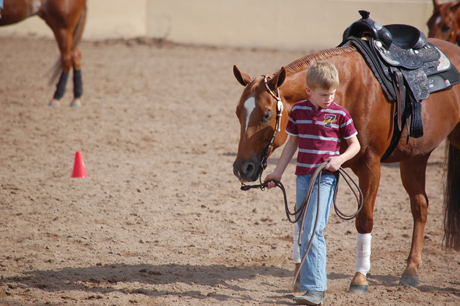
top-left (306, 61), bottom-right (340, 90)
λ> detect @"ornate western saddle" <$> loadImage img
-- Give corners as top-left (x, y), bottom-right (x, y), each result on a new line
top-left (339, 11), bottom-right (460, 160)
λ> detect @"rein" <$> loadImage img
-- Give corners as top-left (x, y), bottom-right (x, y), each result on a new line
top-left (239, 76), bottom-right (363, 287)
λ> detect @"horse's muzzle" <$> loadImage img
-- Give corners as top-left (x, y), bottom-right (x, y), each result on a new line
top-left (233, 160), bottom-right (261, 183)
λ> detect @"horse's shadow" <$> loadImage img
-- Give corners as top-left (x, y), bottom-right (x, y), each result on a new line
top-left (2, 264), bottom-right (458, 302)
top-left (5, 264), bottom-right (457, 295)
top-left (1, 263), bottom-right (297, 303)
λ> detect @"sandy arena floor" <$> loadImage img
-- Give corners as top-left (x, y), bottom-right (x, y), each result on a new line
top-left (1, 36), bottom-right (460, 305)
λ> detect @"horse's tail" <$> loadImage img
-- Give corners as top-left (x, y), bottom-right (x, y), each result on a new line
top-left (72, 1), bottom-right (87, 49)
top-left (443, 141), bottom-right (460, 250)
top-left (49, 1), bottom-right (87, 85)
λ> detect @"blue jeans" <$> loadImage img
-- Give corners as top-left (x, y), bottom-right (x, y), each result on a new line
top-left (296, 173), bottom-right (336, 291)
top-left (0, 0), bottom-right (3, 10)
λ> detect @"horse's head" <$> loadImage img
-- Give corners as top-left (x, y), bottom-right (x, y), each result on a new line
top-left (427, 0), bottom-right (460, 44)
top-left (232, 65), bottom-right (289, 183)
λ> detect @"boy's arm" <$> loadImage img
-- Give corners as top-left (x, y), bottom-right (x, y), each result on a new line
top-left (325, 135), bottom-right (360, 172)
top-left (264, 135), bottom-right (298, 188)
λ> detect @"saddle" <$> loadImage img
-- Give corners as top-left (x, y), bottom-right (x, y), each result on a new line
top-left (338, 11), bottom-right (460, 160)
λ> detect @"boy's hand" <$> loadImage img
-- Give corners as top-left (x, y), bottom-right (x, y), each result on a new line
top-left (325, 156), bottom-right (343, 172)
top-left (264, 172), bottom-right (282, 189)
top-left (326, 135), bottom-right (360, 172)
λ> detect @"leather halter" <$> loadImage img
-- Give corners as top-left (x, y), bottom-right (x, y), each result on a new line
top-left (260, 75), bottom-right (284, 170)
top-left (257, 75), bottom-right (284, 183)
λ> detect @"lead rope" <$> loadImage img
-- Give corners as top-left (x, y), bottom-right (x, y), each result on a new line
top-left (241, 161), bottom-right (363, 288)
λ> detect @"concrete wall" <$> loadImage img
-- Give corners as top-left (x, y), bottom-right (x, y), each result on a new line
top-left (0, 0), bottom-right (435, 50)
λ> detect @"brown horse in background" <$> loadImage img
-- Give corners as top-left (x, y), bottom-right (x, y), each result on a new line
top-left (428, 0), bottom-right (460, 44)
top-left (233, 38), bottom-right (460, 292)
top-left (0, 0), bottom-right (87, 107)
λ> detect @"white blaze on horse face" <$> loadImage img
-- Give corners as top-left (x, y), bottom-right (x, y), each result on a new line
top-left (243, 96), bottom-right (256, 134)
top-left (435, 16), bottom-right (442, 25)
top-left (32, 0), bottom-right (42, 14)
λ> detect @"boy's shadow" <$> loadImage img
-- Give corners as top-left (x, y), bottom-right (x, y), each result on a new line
top-left (2, 263), bottom-right (295, 303)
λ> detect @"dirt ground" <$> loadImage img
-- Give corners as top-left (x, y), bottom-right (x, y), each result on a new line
top-left (1, 36), bottom-right (460, 306)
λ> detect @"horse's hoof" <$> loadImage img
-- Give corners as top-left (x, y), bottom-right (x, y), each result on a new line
top-left (48, 100), bottom-right (60, 107)
top-left (400, 275), bottom-right (419, 287)
top-left (70, 99), bottom-right (81, 108)
top-left (348, 283), bottom-right (369, 294)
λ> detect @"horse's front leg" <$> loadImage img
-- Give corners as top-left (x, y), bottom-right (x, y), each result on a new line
top-left (398, 156), bottom-right (430, 286)
top-left (348, 159), bottom-right (381, 294)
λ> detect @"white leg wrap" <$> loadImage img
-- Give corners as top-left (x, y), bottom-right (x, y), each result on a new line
top-left (293, 223), bottom-right (301, 263)
top-left (355, 233), bottom-right (372, 276)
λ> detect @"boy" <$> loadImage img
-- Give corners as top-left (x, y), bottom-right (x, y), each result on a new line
top-left (264, 61), bottom-right (360, 305)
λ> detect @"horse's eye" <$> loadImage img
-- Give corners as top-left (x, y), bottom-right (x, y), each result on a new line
top-left (263, 111), bottom-right (273, 121)
top-left (442, 25), bottom-right (451, 32)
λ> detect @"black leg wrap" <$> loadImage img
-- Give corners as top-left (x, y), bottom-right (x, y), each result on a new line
top-left (53, 71), bottom-right (69, 100)
top-left (409, 100), bottom-right (423, 138)
top-left (73, 70), bottom-right (83, 99)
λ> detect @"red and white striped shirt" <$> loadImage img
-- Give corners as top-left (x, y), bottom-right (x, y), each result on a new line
top-left (286, 99), bottom-right (358, 176)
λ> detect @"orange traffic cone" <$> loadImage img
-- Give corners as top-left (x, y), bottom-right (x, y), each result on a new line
top-left (71, 151), bottom-right (87, 178)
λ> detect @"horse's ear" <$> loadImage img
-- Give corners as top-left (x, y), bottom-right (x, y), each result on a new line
top-left (267, 67), bottom-right (286, 90)
top-left (433, 0), bottom-right (440, 9)
top-left (452, 1), bottom-right (460, 11)
top-left (277, 67), bottom-right (287, 87)
top-left (233, 65), bottom-right (252, 86)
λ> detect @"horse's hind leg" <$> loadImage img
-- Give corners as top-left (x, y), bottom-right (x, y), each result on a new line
top-left (70, 47), bottom-right (83, 107)
top-left (46, 28), bottom-right (73, 107)
top-left (49, 46), bottom-right (82, 108)
top-left (399, 154), bottom-right (430, 286)
top-left (70, 3), bottom-right (87, 108)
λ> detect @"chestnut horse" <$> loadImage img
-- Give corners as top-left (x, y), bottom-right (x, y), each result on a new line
top-left (427, 0), bottom-right (460, 44)
top-left (0, 0), bottom-right (87, 107)
top-left (233, 38), bottom-right (460, 292)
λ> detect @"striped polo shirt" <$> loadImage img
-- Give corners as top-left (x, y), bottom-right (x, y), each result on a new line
top-left (286, 99), bottom-right (358, 176)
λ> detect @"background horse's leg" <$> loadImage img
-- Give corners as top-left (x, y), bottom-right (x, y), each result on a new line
top-left (71, 47), bottom-right (83, 107)
top-left (44, 1), bottom-right (86, 107)
top-left (70, 3), bottom-right (87, 107)
top-left (45, 18), bottom-right (74, 107)
top-left (399, 155), bottom-right (430, 286)
top-left (49, 70), bottom-right (69, 107)
top-left (349, 158), bottom-right (381, 293)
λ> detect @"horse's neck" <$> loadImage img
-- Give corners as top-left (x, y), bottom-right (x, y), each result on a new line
top-left (278, 45), bottom-right (369, 114)
top-left (280, 50), bottom-right (371, 113)
top-left (281, 72), bottom-right (310, 113)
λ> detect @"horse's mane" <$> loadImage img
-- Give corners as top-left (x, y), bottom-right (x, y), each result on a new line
top-left (284, 44), bottom-right (357, 75)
